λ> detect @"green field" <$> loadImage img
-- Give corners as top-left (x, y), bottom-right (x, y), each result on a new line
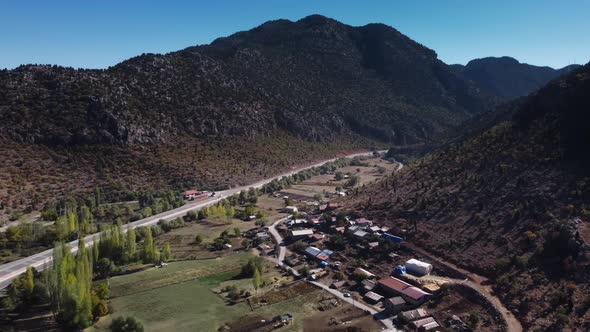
top-left (88, 251), bottom-right (335, 332)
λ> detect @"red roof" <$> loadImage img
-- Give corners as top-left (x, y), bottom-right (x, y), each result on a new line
top-left (183, 190), bottom-right (199, 196)
top-left (316, 254), bottom-right (329, 261)
top-left (377, 277), bottom-right (431, 301)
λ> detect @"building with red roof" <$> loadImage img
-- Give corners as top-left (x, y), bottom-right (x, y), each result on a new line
top-left (377, 277), bottom-right (432, 305)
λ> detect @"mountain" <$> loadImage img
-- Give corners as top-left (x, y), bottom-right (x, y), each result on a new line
top-left (344, 63), bottom-right (590, 330)
top-left (451, 56), bottom-right (581, 98)
top-left (0, 15), bottom-right (495, 147)
top-left (0, 15), bottom-right (501, 219)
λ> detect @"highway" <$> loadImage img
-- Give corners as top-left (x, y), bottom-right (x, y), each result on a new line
top-left (0, 150), bottom-right (384, 289)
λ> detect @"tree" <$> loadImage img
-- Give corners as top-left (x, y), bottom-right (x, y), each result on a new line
top-left (126, 225), bottom-right (137, 259)
top-left (252, 268), bottom-right (261, 293)
top-left (6, 226), bottom-right (22, 244)
top-left (24, 266), bottom-right (35, 296)
top-left (162, 243), bottom-right (171, 262)
top-left (194, 234), bottom-right (203, 245)
top-left (142, 227), bottom-right (156, 263)
top-left (111, 316), bottom-right (144, 332)
top-left (233, 227), bottom-right (241, 237)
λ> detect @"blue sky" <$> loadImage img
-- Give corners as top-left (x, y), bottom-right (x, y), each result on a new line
top-left (1, 0), bottom-right (587, 69)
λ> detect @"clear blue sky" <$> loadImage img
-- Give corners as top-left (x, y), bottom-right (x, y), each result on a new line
top-left (1, 0), bottom-right (587, 69)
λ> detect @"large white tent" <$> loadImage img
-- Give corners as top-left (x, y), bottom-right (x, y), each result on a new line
top-left (404, 258), bottom-right (433, 276)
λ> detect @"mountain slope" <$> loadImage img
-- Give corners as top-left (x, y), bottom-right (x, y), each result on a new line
top-left (0, 15), bottom-right (503, 219)
top-left (0, 15), bottom-right (493, 147)
top-left (451, 56), bottom-right (581, 98)
top-left (345, 64), bottom-right (590, 330)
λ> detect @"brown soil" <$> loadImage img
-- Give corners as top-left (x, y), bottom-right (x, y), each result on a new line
top-left (303, 304), bottom-right (382, 332)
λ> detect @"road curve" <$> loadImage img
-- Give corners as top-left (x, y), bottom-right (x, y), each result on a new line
top-left (0, 150), bottom-right (385, 289)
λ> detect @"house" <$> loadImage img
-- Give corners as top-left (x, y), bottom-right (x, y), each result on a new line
top-left (421, 321), bottom-right (441, 331)
top-left (284, 206), bottom-right (298, 213)
top-left (369, 226), bottom-right (381, 233)
top-left (361, 279), bottom-right (376, 292)
top-left (353, 230), bottom-right (368, 239)
top-left (356, 218), bottom-right (373, 226)
top-left (377, 277), bottom-right (432, 305)
top-left (304, 246), bottom-right (322, 258)
top-left (348, 225), bottom-right (360, 233)
top-left (353, 268), bottom-right (375, 279)
top-left (335, 226), bottom-right (345, 234)
top-left (310, 217), bottom-right (321, 225)
top-left (307, 233), bottom-right (325, 242)
top-left (399, 308), bottom-right (429, 322)
top-left (384, 296), bottom-right (407, 314)
top-left (284, 257), bottom-right (301, 267)
top-left (316, 253), bottom-right (329, 261)
top-left (404, 259), bottom-right (433, 276)
top-left (183, 190), bottom-right (208, 200)
top-left (411, 317), bottom-right (438, 330)
top-left (255, 232), bottom-right (270, 242)
top-left (327, 202), bottom-right (340, 210)
top-left (368, 242), bottom-right (379, 249)
top-left (330, 280), bottom-right (348, 289)
top-left (363, 291), bottom-right (384, 303)
top-left (291, 229), bottom-right (314, 240)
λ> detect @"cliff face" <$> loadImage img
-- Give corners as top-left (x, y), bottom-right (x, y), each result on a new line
top-left (344, 64), bottom-right (590, 330)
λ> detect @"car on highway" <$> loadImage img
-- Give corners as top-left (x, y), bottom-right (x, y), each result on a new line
top-left (343, 292), bottom-right (351, 298)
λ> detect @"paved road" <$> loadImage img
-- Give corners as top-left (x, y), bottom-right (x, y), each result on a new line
top-left (0, 150), bottom-right (385, 289)
top-left (267, 217), bottom-right (300, 277)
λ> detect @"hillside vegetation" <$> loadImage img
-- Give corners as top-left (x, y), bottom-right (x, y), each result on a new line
top-left (346, 64), bottom-right (590, 330)
top-left (0, 15), bottom-right (501, 218)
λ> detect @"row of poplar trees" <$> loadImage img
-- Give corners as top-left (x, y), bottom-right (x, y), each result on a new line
top-left (45, 222), bottom-right (165, 329)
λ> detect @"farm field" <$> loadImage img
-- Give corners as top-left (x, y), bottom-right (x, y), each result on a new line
top-left (281, 157), bottom-right (397, 200)
top-left (88, 253), bottom-right (372, 332)
top-left (154, 216), bottom-right (261, 260)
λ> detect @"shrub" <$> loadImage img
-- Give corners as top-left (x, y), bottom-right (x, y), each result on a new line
top-left (111, 316), bottom-right (144, 332)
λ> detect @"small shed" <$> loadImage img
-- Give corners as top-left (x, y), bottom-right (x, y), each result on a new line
top-left (384, 296), bottom-right (407, 314)
top-left (304, 246), bottom-right (321, 257)
top-left (363, 291), bottom-right (384, 303)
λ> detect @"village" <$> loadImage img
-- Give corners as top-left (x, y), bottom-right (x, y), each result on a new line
top-left (233, 158), bottom-right (504, 332)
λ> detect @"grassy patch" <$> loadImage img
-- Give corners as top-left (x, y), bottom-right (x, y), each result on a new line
top-left (109, 252), bottom-right (253, 298)
top-left (198, 269), bottom-right (241, 286)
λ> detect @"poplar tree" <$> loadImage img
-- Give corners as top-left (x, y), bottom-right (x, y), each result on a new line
top-left (253, 268), bottom-right (261, 293)
top-left (24, 266), bottom-right (34, 296)
top-left (143, 227), bottom-right (155, 263)
top-left (162, 243), bottom-right (171, 262)
top-left (126, 225), bottom-right (137, 259)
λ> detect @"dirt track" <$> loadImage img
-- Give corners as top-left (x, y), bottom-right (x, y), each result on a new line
top-left (406, 244), bottom-right (523, 332)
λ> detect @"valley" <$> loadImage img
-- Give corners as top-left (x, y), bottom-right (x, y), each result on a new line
top-left (0, 8), bottom-right (588, 332)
